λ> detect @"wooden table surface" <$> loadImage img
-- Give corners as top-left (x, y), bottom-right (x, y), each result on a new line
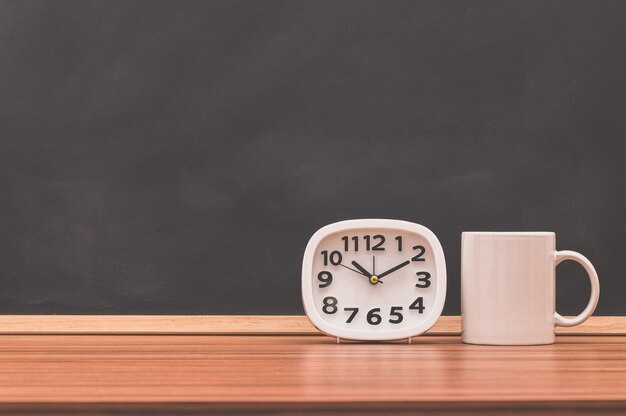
top-left (1, 335), bottom-right (626, 415)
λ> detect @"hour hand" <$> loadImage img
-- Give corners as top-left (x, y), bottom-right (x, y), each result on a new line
top-left (338, 262), bottom-right (370, 279)
top-left (351, 261), bottom-right (372, 277)
top-left (351, 261), bottom-right (382, 284)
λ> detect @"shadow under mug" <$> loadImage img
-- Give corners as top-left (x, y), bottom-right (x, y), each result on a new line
top-left (461, 232), bottom-right (600, 345)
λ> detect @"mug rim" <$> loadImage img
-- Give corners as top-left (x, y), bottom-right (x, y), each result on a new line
top-left (462, 231), bottom-right (555, 237)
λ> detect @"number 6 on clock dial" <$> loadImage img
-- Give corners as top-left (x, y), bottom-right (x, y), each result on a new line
top-left (301, 219), bottom-right (447, 341)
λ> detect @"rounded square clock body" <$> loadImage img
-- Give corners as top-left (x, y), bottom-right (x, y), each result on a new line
top-left (302, 219), bottom-right (447, 341)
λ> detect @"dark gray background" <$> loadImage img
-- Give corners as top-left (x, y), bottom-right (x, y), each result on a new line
top-left (0, 0), bottom-right (624, 315)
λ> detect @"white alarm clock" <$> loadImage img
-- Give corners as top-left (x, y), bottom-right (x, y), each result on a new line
top-left (302, 219), bottom-right (447, 342)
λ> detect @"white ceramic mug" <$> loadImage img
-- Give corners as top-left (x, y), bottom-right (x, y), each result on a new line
top-left (461, 232), bottom-right (600, 345)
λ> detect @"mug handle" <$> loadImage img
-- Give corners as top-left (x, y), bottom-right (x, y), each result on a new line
top-left (554, 250), bottom-right (600, 327)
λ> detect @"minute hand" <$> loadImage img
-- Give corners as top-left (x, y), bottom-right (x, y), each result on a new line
top-left (377, 260), bottom-right (411, 279)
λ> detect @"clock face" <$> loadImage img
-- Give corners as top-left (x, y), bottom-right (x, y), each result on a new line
top-left (302, 219), bottom-right (446, 341)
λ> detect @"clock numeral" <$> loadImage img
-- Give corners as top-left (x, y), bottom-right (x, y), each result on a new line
top-left (321, 250), bottom-right (342, 266)
top-left (411, 245), bottom-right (426, 261)
top-left (409, 297), bottom-right (425, 314)
top-left (322, 296), bottom-right (338, 314)
top-left (363, 235), bottom-right (371, 250)
top-left (395, 236), bottom-right (403, 251)
top-left (364, 234), bottom-right (385, 251)
top-left (366, 308), bottom-right (382, 325)
top-left (339, 235), bottom-right (386, 251)
top-left (415, 271), bottom-right (431, 288)
top-left (389, 306), bottom-right (403, 324)
top-left (372, 234), bottom-right (385, 251)
top-left (344, 307), bottom-right (359, 323)
top-left (341, 236), bottom-right (359, 251)
top-left (317, 271), bottom-right (333, 288)
top-left (341, 305), bottom-right (415, 324)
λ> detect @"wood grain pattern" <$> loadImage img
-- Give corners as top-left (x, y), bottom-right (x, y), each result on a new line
top-left (0, 315), bottom-right (624, 335)
top-left (0, 335), bottom-right (625, 415)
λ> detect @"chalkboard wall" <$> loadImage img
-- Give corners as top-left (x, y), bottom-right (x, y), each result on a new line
top-left (0, 0), bottom-right (624, 315)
